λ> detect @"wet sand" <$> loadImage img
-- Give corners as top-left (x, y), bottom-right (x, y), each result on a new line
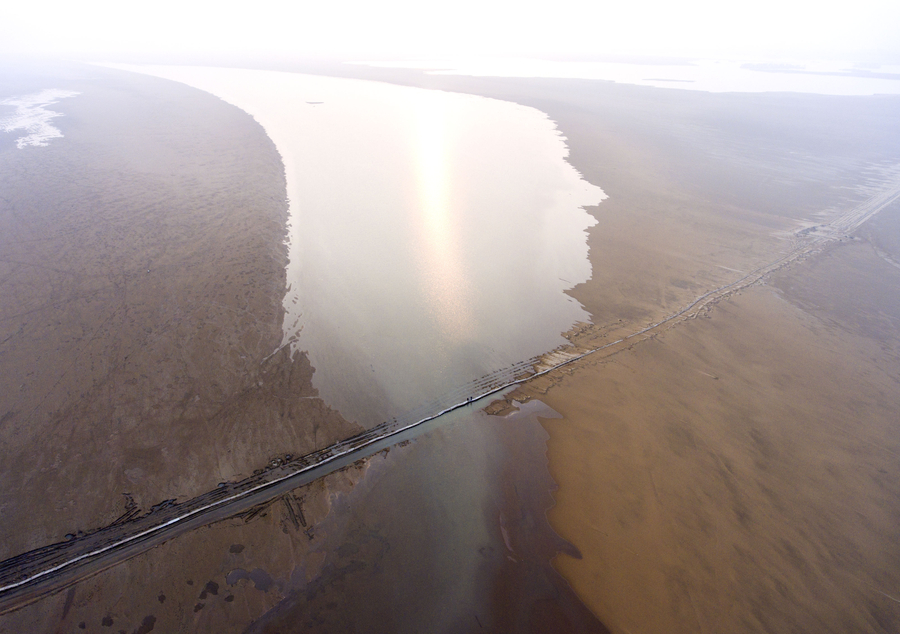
top-left (543, 89), bottom-right (900, 634)
top-left (0, 62), bottom-right (359, 557)
top-left (0, 461), bottom-right (370, 632)
top-left (0, 403), bottom-right (607, 634)
top-left (535, 266), bottom-right (900, 632)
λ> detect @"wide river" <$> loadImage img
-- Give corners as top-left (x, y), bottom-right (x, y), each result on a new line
top-left (115, 65), bottom-right (604, 427)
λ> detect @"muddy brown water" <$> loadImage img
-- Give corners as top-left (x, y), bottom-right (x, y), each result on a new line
top-left (243, 401), bottom-right (608, 634)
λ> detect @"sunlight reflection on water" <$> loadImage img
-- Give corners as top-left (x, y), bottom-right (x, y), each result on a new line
top-left (414, 90), bottom-right (473, 342)
top-left (108, 65), bottom-right (605, 426)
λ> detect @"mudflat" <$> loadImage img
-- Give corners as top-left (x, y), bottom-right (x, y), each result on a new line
top-left (537, 275), bottom-right (900, 632)
top-left (0, 63), bottom-right (359, 558)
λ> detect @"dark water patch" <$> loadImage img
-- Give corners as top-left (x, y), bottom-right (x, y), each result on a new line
top-left (199, 580), bottom-right (219, 599)
top-left (227, 567), bottom-right (274, 593)
top-left (131, 615), bottom-right (156, 634)
top-left (61, 585), bottom-right (76, 620)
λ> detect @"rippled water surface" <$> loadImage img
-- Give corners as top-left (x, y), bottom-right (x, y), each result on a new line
top-left (114, 65), bottom-right (604, 426)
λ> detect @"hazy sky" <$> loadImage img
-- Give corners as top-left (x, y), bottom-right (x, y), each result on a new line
top-left (3, 0), bottom-right (899, 63)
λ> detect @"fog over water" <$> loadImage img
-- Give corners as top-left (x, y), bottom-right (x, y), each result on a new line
top-left (359, 58), bottom-right (900, 95)
top-left (112, 65), bottom-right (604, 426)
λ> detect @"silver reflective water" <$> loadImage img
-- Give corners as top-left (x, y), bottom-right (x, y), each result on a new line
top-left (114, 66), bottom-right (604, 426)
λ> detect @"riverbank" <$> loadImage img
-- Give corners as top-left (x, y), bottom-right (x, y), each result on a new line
top-left (365, 69), bottom-right (900, 631)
